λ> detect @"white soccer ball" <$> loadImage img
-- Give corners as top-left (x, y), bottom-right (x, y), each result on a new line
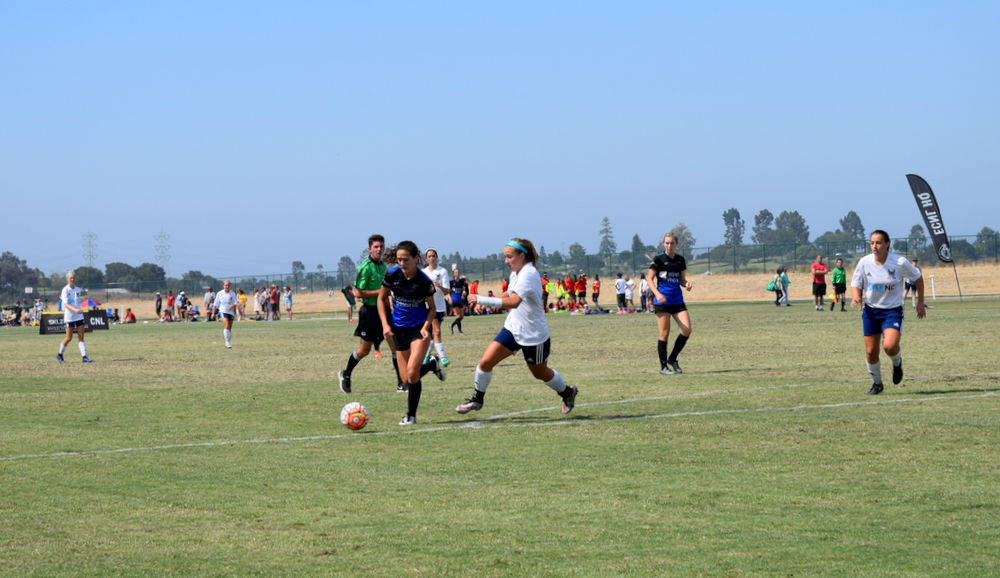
top-left (340, 402), bottom-right (369, 431)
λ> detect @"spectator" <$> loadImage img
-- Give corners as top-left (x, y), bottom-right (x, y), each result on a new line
top-left (237, 288), bottom-right (247, 321)
top-left (811, 255), bottom-right (828, 311)
top-left (166, 290), bottom-right (176, 317)
top-left (203, 287), bottom-right (216, 322)
top-left (780, 267), bottom-right (791, 306)
top-left (615, 273), bottom-right (627, 313)
top-left (155, 292), bottom-right (162, 318)
top-left (624, 274), bottom-right (636, 312)
top-left (123, 308), bottom-right (137, 323)
top-left (269, 285), bottom-right (279, 321)
top-left (638, 275), bottom-right (650, 312)
top-left (773, 268), bottom-right (785, 306)
top-left (284, 286), bottom-right (293, 320)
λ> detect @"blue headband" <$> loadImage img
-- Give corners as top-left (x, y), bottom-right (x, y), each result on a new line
top-left (506, 240), bottom-right (528, 254)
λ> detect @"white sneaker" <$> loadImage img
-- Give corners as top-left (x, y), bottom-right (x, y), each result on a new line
top-left (399, 415), bottom-right (416, 426)
top-left (225, 343), bottom-right (232, 349)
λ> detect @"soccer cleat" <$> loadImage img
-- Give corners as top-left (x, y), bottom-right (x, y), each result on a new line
top-left (374, 350), bottom-right (383, 359)
top-left (57, 354), bottom-right (65, 364)
top-left (668, 360), bottom-right (683, 374)
top-left (82, 357), bottom-right (93, 363)
top-left (456, 398), bottom-right (483, 414)
top-left (867, 382), bottom-right (884, 396)
top-left (450, 325), bottom-right (455, 335)
top-left (225, 343), bottom-right (232, 349)
top-left (892, 362), bottom-right (903, 385)
top-left (561, 385), bottom-right (578, 414)
top-left (397, 383), bottom-right (409, 393)
top-left (432, 357), bottom-right (446, 382)
top-left (660, 365), bottom-right (676, 375)
top-left (338, 370), bottom-right (352, 394)
top-left (440, 356), bottom-right (451, 368)
top-left (459, 331), bottom-right (466, 336)
top-left (399, 414), bottom-right (416, 426)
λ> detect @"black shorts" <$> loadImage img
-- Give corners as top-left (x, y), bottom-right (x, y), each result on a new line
top-left (833, 283), bottom-right (847, 295)
top-left (354, 304), bottom-right (384, 342)
top-left (592, 292), bottom-right (599, 301)
top-left (905, 282), bottom-right (917, 292)
top-left (67, 319), bottom-right (86, 328)
top-left (617, 294), bottom-right (627, 307)
top-left (812, 282), bottom-right (827, 297)
top-left (654, 303), bottom-right (687, 314)
top-left (576, 292), bottom-right (586, 300)
top-left (434, 311), bottom-right (445, 322)
top-left (393, 324), bottom-right (425, 352)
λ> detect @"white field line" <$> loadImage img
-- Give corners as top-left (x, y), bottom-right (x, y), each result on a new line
top-left (2, 381), bottom-right (996, 463)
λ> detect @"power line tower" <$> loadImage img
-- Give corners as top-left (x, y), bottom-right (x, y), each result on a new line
top-left (154, 229), bottom-right (171, 276)
top-left (82, 229), bottom-right (98, 269)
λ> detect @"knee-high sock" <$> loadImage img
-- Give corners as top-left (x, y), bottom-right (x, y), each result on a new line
top-left (473, 367), bottom-right (492, 398)
top-left (59, 343), bottom-right (66, 355)
top-left (344, 351), bottom-right (361, 375)
top-left (544, 369), bottom-right (568, 394)
top-left (79, 342), bottom-right (87, 357)
top-left (888, 350), bottom-right (902, 367)
top-left (420, 358), bottom-right (435, 377)
top-left (392, 354), bottom-right (402, 384)
top-left (435, 342), bottom-right (445, 357)
top-left (224, 329), bottom-right (231, 342)
top-left (407, 380), bottom-right (422, 417)
top-left (657, 339), bottom-right (668, 367)
top-left (669, 334), bottom-right (689, 361)
top-left (867, 359), bottom-right (883, 384)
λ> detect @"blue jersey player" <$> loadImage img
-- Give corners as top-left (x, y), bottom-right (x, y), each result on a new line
top-left (646, 231), bottom-right (694, 375)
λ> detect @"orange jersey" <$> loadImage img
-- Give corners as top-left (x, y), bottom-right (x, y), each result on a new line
top-left (592, 280), bottom-right (600, 293)
top-left (575, 279), bottom-right (586, 293)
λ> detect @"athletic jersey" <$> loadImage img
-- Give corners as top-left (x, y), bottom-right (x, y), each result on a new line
top-left (422, 265), bottom-right (449, 312)
top-left (831, 267), bottom-right (847, 285)
top-left (592, 280), bottom-right (600, 293)
top-left (505, 262), bottom-right (549, 346)
top-left (61, 285), bottom-right (83, 323)
top-left (851, 252), bottom-right (921, 309)
top-left (615, 278), bottom-right (627, 294)
top-left (382, 266), bottom-right (434, 328)
top-left (449, 278), bottom-right (468, 302)
top-left (238, 293), bottom-right (247, 306)
top-left (355, 257), bottom-right (388, 307)
top-left (576, 278), bottom-right (587, 294)
top-left (215, 290), bottom-right (238, 315)
top-left (650, 252), bottom-right (687, 306)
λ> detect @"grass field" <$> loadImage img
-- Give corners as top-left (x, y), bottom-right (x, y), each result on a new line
top-left (2, 299), bottom-right (999, 577)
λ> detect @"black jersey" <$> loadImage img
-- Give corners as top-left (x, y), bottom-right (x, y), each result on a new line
top-left (382, 266), bottom-right (434, 327)
top-left (649, 252), bottom-right (687, 305)
top-left (448, 278), bottom-right (468, 299)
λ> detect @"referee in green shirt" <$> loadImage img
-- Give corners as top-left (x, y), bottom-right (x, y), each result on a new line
top-left (831, 258), bottom-right (847, 312)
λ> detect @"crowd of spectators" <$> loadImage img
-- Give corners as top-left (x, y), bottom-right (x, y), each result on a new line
top-left (1, 299), bottom-right (44, 327)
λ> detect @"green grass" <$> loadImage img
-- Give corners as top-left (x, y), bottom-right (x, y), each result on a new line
top-left (2, 299), bottom-right (999, 577)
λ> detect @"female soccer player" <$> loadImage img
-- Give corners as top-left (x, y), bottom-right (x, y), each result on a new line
top-left (448, 267), bottom-right (468, 336)
top-left (58, 271), bottom-right (92, 363)
top-left (422, 247), bottom-right (451, 367)
top-left (378, 241), bottom-right (445, 425)
top-left (850, 230), bottom-right (925, 395)
top-left (646, 232), bottom-right (693, 374)
top-left (216, 280), bottom-right (238, 348)
top-left (591, 274), bottom-right (601, 309)
top-left (455, 238), bottom-right (578, 416)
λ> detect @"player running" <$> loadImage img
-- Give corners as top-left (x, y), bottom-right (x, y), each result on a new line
top-left (448, 268), bottom-right (468, 336)
top-left (58, 271), bottom-right (93, 363)
top-left (647, 232), bottom-right (693, 375)
top-left (216, 280), bottom-right (238, 348)
top-left (378, 241), bottom-right (446, 426)
top-left (422, 247), bottom-right (451, 367)
top-left (338, 235), bottom-right (389, 394)
top-left (455, 238), bottom-right (578, 416)
top-left (851, 230), bottom-right (925, 395)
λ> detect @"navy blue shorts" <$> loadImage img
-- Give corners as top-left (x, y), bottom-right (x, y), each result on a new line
top-left (862, 305), bottom-right (904, 336)
top-left (220, 312), bottom-right (235, 320)
top-left (493, 327), bottom-right (550, 365)
top-left (66, 319), bottom-right (86, 328)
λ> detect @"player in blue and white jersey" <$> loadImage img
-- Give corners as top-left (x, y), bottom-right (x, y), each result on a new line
top-left (215, 280), bottom-right (238, 348)
top-left (378, 241), bottom-right (446, 426)
top-left (58, 271), bottom-right (92, 363)
top-left (646, 231), bottom-right (694, 375)
top-left (455, 238), bottom-right (578, 416)
top-left (851, 230), bottom-right (925, 395)
top-left (421, 247), bottom-right (451, 367)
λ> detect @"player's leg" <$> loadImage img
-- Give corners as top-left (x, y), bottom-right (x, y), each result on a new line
top-left (655, 311), bottom-right (673, 374)
top-left (456, 338), bottom-right (514, 413)
top-left (882, 327), bottom-right (903, 385)
top-left (58, 325), bottom-right (74, 362)
top-left (667, 310), bottom-right (691, 373)
top-left (222, 314), bottom-right (233, 347)
top-left (77, 324), bottom-right (90, 361)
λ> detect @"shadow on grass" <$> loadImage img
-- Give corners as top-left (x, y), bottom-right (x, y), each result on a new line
top-left (914, 388), bottom-right (1000, 395)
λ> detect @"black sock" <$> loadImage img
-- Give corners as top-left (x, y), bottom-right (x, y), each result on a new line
top-left (657, 339), bottom-right (668, 367)
top-left (407, 380), bottom-right (422, 417)
top-left (344, 351), bottom-right (361, 375)
top-left (456, 319), bottom-right (463, 332)
top-left (392, 355), bottom-right (402, 385)
top-left (669, 334), bottom-right (689, 362)
top-left (420, 359), bottom-right (435, 377)
top-left (450, 319), bottom-right (458, 330)
top-left (373, 335), bottom-right (383, 351)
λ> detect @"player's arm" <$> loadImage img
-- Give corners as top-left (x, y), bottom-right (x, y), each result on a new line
top-left (376, 286), bottom-right (394, 336)
top-left (647, 269), bottom-right (666, 303)
top-left (850, 266), bottom-right (864, 308)
top-left (420, 295), bottom-right (435, 339)
top-left (470, 292), bottom-right (522, 311)
top-left (679, 270), bottom-right (692, 291)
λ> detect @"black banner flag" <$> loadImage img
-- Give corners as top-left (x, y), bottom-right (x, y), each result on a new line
top-left (905, 174), bottom-right (952, 263)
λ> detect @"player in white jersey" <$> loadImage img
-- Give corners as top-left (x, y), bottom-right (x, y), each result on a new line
top-left (58, 271), bottom-right (92, 363)
top-left (455, 238), bottom-right (578, 415)
top-left (215, 280), bottom-right (238, 348)
top-left (421, 248), bottom-right (451, 367)
top-left (850, 230), bottom-right (925, 395)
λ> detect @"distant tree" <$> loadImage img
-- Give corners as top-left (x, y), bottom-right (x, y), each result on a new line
top-left (722, 208), bottom-right (745, 246)
top-left (0, 251), bottom-right (41, 293)
top-left (751, 209), bottom-right (775, 244)
top-left (839, 211), bottom-right (865, 239)
top-left (975, 226), bottom-right (998, 257)
top-left (292, 261), bottom-right (305, 275)
top-left (671, 223), bottom-right (696, 250)
top-left (775, 210), bottom-right (810, 243)
top-left (134, 263), bottom-right (166, 282)
top-left (181, 270), bottom-right (204, 281)
top-left (598, 217), bottom-right (617, 258)
top-left (336, 256), bottom-right (355, 287)
top-left (316, 264), bottom-right (324, 274)
top-left (74, 266), bottom-right (104, 286)
top-left (568, 242), bottom-right (586, 261)
top-left (538, 246), bottom-right (548, 266)
top-left (908, 224), bottom-right (927, 252)
top-left (631, 234), bottom-right (644, 254)
top-left (104, 262), bottom-right (136, 283)
top-left (548, 251), bottom-right (565, 267)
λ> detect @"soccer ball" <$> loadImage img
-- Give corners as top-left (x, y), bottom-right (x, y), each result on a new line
top-left (340, 402), bottom-right (369, 431)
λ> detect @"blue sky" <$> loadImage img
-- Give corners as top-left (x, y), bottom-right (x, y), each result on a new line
top-left (3, 2), bottom-right (997, 277)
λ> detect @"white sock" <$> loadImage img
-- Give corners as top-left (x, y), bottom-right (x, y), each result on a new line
top-left (867, 360), bottom-right (882, 384)
top-left (79, 342), bottom-right (87, 357)
top-left (544, 369), bottom-right (568, 394)
top-left (59, 344), bottom-right (66, 355)
top-left (474, 366), bottom-right (492, 393)
top-left (888, 351), bottom-right (902, 367)
top-left (436, 343), bottom-right (445, 358)
top-left (224, 329), bottom-right (231, 342)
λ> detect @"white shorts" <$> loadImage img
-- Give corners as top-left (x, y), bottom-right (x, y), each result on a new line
top-left (625, 291), bottom-right (634, 300)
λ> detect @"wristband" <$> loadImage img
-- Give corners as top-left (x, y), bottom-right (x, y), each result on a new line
top-left (477, 296), bottom-right (502, 308)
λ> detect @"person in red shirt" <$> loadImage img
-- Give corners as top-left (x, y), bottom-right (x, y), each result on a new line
top-left (811, 255), bottom-right (829, 311)
top-left (591, 274), bottom-right (602, 310)
top-left (123, 308), bottom-right (136, 323)
top-left (166, 291), bottom-right (176, 317)
top-left (269, 285), bottom-right (279, 320)
top-left (576, 275), bottom-right (587, 307)
top-left (470, 280), bottom-right (479, 297)
top-left (541, 272), bottom-right (550, 310)
top-left (501, 278), bottom-right (509, 294)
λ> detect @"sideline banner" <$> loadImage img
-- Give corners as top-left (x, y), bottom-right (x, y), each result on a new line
top-left (39, 310), bottom-right (110, 335)
top-left (905, 174), bottom-right (953, 263)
